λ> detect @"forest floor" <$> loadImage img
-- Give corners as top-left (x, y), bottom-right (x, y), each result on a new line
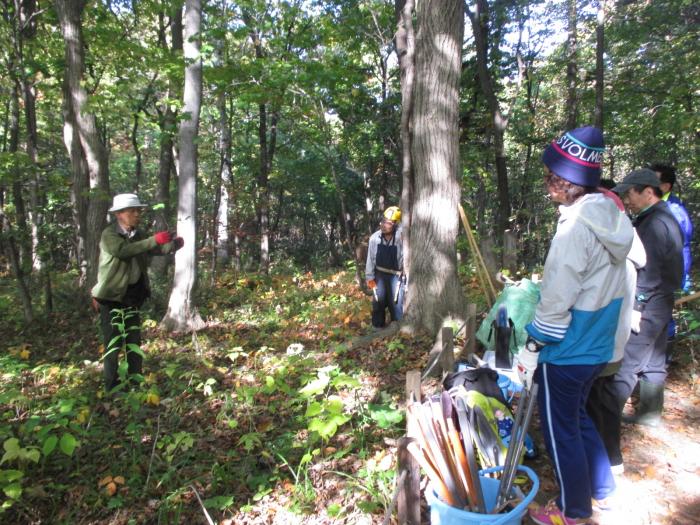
top-left (0, 269), bottom-right (698, 524)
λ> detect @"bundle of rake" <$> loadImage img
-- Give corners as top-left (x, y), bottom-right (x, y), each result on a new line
top-left (406, 385), bottom-right (538, 514)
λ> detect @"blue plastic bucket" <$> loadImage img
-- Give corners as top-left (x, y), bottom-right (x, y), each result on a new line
top-left (426, 465), bottom-right (538, 525)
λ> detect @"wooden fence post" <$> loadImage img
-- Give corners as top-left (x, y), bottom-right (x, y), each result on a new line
top-left (466, 303), bottom-right (477, 357)
top-left (397, 371), bottom-right (422, 525)
top-left (439, 326), bottom-right (454, 377)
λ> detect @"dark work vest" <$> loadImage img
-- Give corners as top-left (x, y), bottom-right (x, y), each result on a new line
top-left (376, 234), bottom-right (399, 272)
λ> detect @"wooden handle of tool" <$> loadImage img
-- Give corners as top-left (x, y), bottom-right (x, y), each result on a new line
top-left (407, 404), bottom-right (441, 473)
top-left (447, 419), bottom-right (477, 511)
top-left (407, 441), bottom-right (457, 507)
top-left (675, 291), bottom-right (700, 306)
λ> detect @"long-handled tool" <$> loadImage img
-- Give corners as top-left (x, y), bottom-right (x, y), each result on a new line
top-left (455, 395), bottom-right (486, 513)
top-left (493, 384), bottom-right (539, 511)
top-left (458, 204), bottom-right (497, 306)
top-left (493, 382), bottom-right (528, 508)
top-left (394, 273), bottom-right (406, 303)
top-left (428, 396), bottom-right (468, 507)
top-left (441, 391), bottom-right (473, 508)
top-left (470, 403), bottom-right (501, 467)
top-left (416, 399), bottom-right (465, 508)
top-left (406, 439), bottom-right (457, 506)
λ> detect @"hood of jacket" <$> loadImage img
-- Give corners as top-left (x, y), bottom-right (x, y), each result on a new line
top-left (558, 192), bottom-right (633, 264)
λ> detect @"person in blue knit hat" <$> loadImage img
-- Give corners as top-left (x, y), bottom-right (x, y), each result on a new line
top-left (514, 127), bottom-right (634, 525)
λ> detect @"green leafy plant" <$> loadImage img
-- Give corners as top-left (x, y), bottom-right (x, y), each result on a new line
top-left (299, 365), bottom-right (359, 443)
top-left (0, 468), bottom-right (24, 513)
top-left (367, 402), bottom-right (404, 429)
top-left (105, 308), bottom-right (145, 389)
top-left (277, 449), bottom-right (317, 512)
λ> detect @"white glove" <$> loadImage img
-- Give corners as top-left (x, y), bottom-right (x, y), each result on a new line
top-left (514, 348), bottom-right (539, 390)
top-left (630, 310), bottom-right (642, 334)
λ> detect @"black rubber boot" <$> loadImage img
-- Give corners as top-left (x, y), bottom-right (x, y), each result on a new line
top-left (623, 380), bottom-right (664, 427)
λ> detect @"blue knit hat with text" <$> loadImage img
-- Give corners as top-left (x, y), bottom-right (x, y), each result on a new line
top-left (542, 126), bottom-right (604, 187)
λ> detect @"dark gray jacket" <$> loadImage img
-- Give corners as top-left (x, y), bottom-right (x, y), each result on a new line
top-left (633, 200), bottom-right (683, 308)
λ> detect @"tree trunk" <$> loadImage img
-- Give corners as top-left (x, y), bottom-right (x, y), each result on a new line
top-left (62, 75), bottom-right (89, 282)
top-left (214, 85), bottom-right (231, 266)
top-left (7, 82), bottom-right (32, 270)
top-left (131, 114), bottom-right (142, 190)
top-left (21, 74), bottom-right (42, 273)
top-left (0, 209), bottom-right (33, 323)
top-left (162, 0), bottom-right (205, 332)
top-left (395, 0), bottom-right (416, 278)
top-left (8, 0), bottom-right (42, 272)
top-left (56, 0), bottom-right (110, 290)
top-left (213, 92), bottom-right (232, 266)
top-left (242, 17), bottom-right (278, 274)
top-left (254, 101), bottom-right (278, 275)
top-left (594, 0), bottom-right (605, 129)
top-left (565, 0), bottom-right (579, 129)
top-left (152, 3), bottom-right (182, 275)
top-left (467, 0), bottom-right (511, 240)
top-left (403, 0), bottom-right (465, 336)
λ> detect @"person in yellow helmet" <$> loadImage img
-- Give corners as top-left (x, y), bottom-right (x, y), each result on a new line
top-left (365, 206), bottom-right (404, 328)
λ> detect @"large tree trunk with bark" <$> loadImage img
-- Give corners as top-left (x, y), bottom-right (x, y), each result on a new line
top-left (395, 0), bottom-right (416, 279)
top-left (161, 0), bottom-right (205, 332)
top-left (402, 0), bottom-right (465, 336)
top-left (56, 0), bottom-right (110, 289)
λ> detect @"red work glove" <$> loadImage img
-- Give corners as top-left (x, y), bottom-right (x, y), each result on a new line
top-left (154, 231), bottom-right (172, 245)
top-left (173, 237), bottom-right (184, 250)
top-left (367, 279), bottom-right (377, 289)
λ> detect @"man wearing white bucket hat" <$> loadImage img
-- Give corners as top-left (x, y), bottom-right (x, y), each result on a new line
top-left (91, 193), bottom-right (183, 393)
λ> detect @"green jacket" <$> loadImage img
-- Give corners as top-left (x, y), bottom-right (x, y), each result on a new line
top-left (91, 223), bottom-right (174, 303)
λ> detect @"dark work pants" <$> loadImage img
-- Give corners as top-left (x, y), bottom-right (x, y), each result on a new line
top-left (587, 374), bottom-right (624, 466)
top-left (99, 303), bottom-right (142, 392)
top-left (610, 306), bottom-right (671, 402)
top-left (536, 362), bottom-right (615, 519)
top-left (606, 302), bottom-right (671, 466)
top-left (371, 271), bottom-right (403, 328)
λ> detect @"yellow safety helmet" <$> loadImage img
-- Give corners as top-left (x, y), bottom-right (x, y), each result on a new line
top-left (383, 206), bottom-right (401, 223)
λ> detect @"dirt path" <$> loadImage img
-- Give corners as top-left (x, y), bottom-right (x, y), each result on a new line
top-left (527, 356), bottom-right (700, 525)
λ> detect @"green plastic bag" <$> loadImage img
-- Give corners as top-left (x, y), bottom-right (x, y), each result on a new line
top-left (476, 278), bottom-right (540, 354)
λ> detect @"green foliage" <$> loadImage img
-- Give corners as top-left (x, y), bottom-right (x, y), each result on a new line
top-left (1, 0), bottom-right (698, 520)
top-left (367, 402), bottom-right (404, 430)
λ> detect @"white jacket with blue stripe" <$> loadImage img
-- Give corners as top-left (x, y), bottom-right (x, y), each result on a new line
top-left (526, 193), bottom-right (634, 366)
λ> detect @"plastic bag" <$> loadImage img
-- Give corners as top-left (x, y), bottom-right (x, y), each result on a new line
top-left (476, 278), bottom-right (540, 355)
